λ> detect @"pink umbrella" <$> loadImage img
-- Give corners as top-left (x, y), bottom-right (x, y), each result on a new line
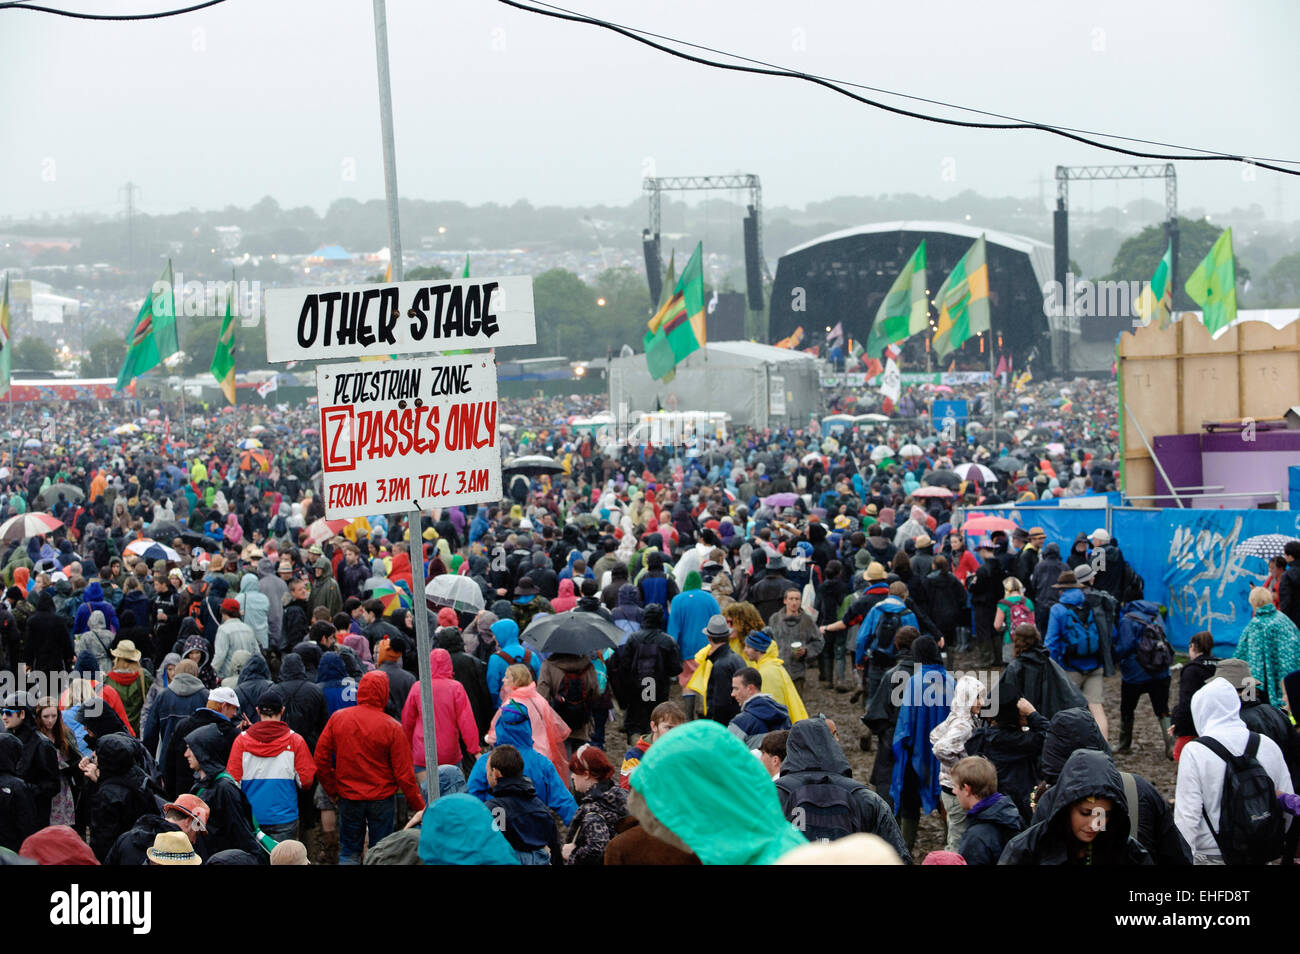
top-left (961, 515), bottom-right (1019, 535)
top-left (911, 486), bottom-right (953, 499)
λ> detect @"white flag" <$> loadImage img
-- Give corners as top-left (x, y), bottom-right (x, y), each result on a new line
top-left (879, 358), bottom-right (901, 402)
top-left (256, 378), bottom-right (278, 398)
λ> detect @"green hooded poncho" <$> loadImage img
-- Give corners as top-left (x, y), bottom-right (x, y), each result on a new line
top-left (632, 719), bottom-right (807, 865)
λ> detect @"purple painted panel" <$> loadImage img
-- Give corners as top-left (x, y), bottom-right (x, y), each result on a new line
top-left (1152, 434), bottom-right (1203, 507)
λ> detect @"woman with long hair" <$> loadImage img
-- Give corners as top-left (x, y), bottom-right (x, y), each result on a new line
top-left (35, 697), bottom-right (81, 827)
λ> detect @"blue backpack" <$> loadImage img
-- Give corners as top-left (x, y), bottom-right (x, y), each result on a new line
top-left (1061, 603), bottom-right (1099, 661)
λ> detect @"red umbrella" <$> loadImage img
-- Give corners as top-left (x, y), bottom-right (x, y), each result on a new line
top-left (305, 518), bottom-right (349, 545)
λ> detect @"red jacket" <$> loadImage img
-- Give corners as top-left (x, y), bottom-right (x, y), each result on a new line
top-left (314, 671), bottom-right (424, 810)
top-left (402, 649), bottom-right (480, 768)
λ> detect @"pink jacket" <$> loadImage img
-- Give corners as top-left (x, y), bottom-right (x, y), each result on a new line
top-left (401, 649), bottom-right (480, 768)
top-left (486, 683), bottom-right (571, 785)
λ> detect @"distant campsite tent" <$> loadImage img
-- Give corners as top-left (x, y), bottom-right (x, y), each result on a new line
top-left (306, 245), bottom-right (352, 263)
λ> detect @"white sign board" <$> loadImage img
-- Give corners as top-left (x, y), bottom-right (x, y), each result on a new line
top-left (315, 354), bottom-right (503, 520)
top-left (768, 375), bottom-right (786, 415)
top-left (265, 276), bottom-right (536, 363)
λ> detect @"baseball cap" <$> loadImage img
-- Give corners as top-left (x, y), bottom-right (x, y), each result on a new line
top-left (209, 686), bottom-right (240, 708)
top-left (220, 598), bottom-right (242, 616)
top-left (1090, 528), bottom-right (1111, 545)
top-left (257, 685), bottom-right (286, 712)
top-left (163, 793), bottom-right (210, 832)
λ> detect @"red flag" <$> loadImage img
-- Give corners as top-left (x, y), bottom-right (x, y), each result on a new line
top-left (995, 355), bottom-right (1008, 376)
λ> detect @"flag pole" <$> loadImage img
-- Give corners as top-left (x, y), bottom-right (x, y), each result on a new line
top-left (372, 0), bottom-right (438, 797)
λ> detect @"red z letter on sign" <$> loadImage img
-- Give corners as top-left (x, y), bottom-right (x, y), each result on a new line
top-left (320, 406), bottom-right (355, 473)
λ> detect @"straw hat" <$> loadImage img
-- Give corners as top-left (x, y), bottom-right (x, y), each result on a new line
top-left (146, 830), bottom-right (201, 866)
top-left (110, 640), bottom-right (141, 663)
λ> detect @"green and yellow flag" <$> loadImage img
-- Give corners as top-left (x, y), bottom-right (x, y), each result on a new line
top-left (462, 253), bottom-right (471, 279)
top-left (644, 243), bottom-right (706, 380)
top-left (116, 260), bottom-right (179, 391)
top-left (866, 240), bottom-right (927, 358)
top-left (1185, 227), bottom-right (1237, 338)
top-left (1134, 241), bottom-right (1173, 329)
top-left (210, 287), bottom-right (237, 405)
top-left (931, 235), bottom-right (990, 360)
top-left (0, 272), bottom-right (10, 400)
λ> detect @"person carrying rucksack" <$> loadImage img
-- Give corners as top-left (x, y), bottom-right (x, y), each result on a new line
top-left (1174, 676), bottom-right (1293, 865)
top-left (995, 578), bottom-right (1035, 666)
top-left (774, 717), bottom-right (911, 862)
top-left (1046, 569), bottom-right (1109, 740)
top-left (1113, 598), bottom-right (1174, 760)
top-left (852, 582), bottom-right (918, 710)
top-left (611, 603), bottom-right (682, 744)
top-left (538, 652), bottom-right (602, 752)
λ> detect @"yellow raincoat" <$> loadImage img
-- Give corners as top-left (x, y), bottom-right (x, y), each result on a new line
top-left (752, 654), bottom-right (809, 723)
top-left (684, 637), bottom-right (782, 717)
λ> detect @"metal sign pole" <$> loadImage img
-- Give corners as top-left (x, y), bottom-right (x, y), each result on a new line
top-left (372, 0), bottom-right (438, 797)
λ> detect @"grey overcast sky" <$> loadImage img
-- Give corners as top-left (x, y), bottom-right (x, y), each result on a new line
top-left (2, 0), bottom-right (1297, 221)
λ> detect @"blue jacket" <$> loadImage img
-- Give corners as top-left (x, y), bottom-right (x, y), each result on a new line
top-left (72, 582), bottom-right (119, 636)
top-left (141, 670), bottom-right (209, 757)
top-left (667, 588), bottom-right (721, 660)
top-left (890, 663), bottom-right (953, 816)
top-left (855, 597), bottom-right (917, 666)
top-left (469, 512), bottom-right (490, 544)
top-left (1113, 600), bottom-right (1169, 685)
top-left (466, 703), bottom-right (577, 824)
top-left (316, 652), bottom-right (357, 716)
top-left (484, 620), bottom-right (540, 707)
top-left (728, 694), bottom-right (791, 743)
top-left (957, 791), bottom-right (1024, 865)
top-left (1045, 589), bottom-right (1101, 673)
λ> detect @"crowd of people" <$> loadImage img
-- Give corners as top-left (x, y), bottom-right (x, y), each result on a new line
top-left (0, 375), bottom-right (1297, 866)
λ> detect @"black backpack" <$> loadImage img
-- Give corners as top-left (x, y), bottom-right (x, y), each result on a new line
top-left (1192, 733), bottom-right (1284, 865)
top-left (1127, 612), bottom-right (1173, 673)
top-left (788, 777), bottom-right (856, 842)
top-left (551, 666), bottom-right (594, 731)
top-left (872, 606), bottom-right (904, 654)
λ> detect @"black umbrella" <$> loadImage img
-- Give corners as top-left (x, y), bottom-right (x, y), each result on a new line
top-left (989, 458), bottom-right (1021, 475)
top-left (502, 454), bottom-right (565, 478)
top-left (179, 530), bottom-right (220, 552)
top-left (1008, 446), bottom-right (1036, 460)
top-left (921, 469), bottom-right (962, 489)
top-left (985, 428), bottom-right (1015, 444)
top-left (147, 521), bottom-right (183, 540)
top-left (521, 612), bottom-right (622, 655)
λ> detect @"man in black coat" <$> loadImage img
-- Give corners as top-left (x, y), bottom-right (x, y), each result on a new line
top-left (278, 652), bottom-right (328, 752)
top-left (1029, 542), bottom-right (1067, 633)
top-left (774, 718), bottom-right (911, 863)
top-left (747, 550), bottom-right (795, 623)
top-left (968, 544), bottom-right (1006, 667)
top-left (612, 603), bottom-right (682, 742)
top-left (1, 691), bottom-right (58, 827)
top-left (697, 615), bottom-right (743, 725)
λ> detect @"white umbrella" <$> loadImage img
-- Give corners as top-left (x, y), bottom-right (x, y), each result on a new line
top-left (425, 574), bottom-right (485, 614)
top-left (1232, 534), bottom-right (1298, 561)
top-left (898, 443), bottom-right (924, 457)
top-left (955, 462), bottom-right (996, 482)
top-left (870, 445), bottom-right (895, 462)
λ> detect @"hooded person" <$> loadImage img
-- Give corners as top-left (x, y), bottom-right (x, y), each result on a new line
top-left (184, 723), bottom-right (264, 860)
top-left (235, 574), bottom-right (271, 650)
top-left (484, 618), bottom-right (540, 707)
top-left (313, 670), bottom-right (426, 864)
top-left (401, 648), bottom-right (481, 780)
top-left (256, 558), bottom-right (287, 652)
top-left (550, 577), bottom-right (578, 613)
top-left (889, 636), bottom-right (953, 853)
top-left (461, 610), bottom-right (499, 663)
top-left (277, 652), bottom-right (328, 753)
top-left (929, 674), bottom-right (986, 852)
top-left (19, 825), bottom-right (101, 866)
top-left (72, 580), bottom-right (119, 636)
top-left (136, 653), bottom-right (181, 752)
top-left (774, 717), bottom-right (911, 861)
top-left (374, 634), bottom-right (416, 719)
top-left (993, 624), bottom-right (1089, 722)
top-left (233, 653), bottom-right (274, 723)
top-left (24, 591), bottom-right (74, 677)
top-left (1033, 708), bottom-right (1191, 865)
top-left (0, 733), bottom-right (37, 851)
top-left (630, 718), bottom-right (807, 865)
top-left (86, 732), bottom-right (162, 862)
top-left (467, 701), bottom-right (577, 824)
top-left (1173, 676), bottom-right (1293, 864)
top-left (436, 628), bottom-right (494, 741)
top-left (999, 749), bottom-right (1153, 865)
top-left (417, 792), bottom-right (519, 866)
top-left (177, 630), bottom-right (219, 690)
top-left (74, 610), bottom-right (116, 677)
top-left (486, 664), bottom-right (572, 785)
top-left (666, 570), bottom-right (721, 661)
top-left (611, 603), bottom-right (682, 741)
top-left (317, 651), bottom-right (358, 716)
top-left (141, 657), bottom-right (210, 762)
